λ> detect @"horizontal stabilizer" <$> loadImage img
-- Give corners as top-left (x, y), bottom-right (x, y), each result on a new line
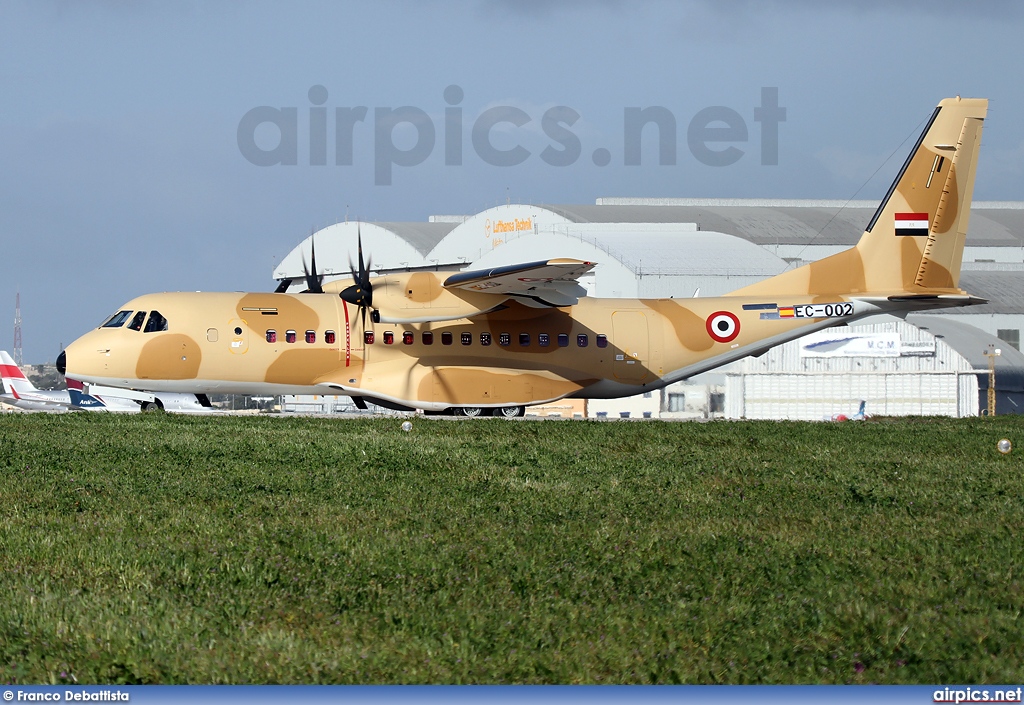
top-left (854, 293), bottom-right (989, 311)
top-left (885, 294), bottom-right (988, 306)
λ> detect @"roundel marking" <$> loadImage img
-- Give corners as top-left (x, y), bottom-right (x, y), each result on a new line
top-left (706, 311), bottom-right (740, 343)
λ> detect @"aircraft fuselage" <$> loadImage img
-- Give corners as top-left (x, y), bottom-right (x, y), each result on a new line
top-left (61, 284), bottom-right (867, 411)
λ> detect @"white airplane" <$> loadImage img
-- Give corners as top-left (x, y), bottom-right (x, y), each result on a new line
top-left (0, 350), bottom-right (215, 413)
top-left (0, 351), bottom-right (78, 411)
top-left (829, 400), bottom-right (868, 422)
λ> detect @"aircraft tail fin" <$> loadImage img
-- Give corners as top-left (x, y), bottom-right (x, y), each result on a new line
top-left (0, 350), bottom-right (39, 396)
top-left (68, 387), bottom-right (108, 410)
top-left (732, 97), bottom-right (987, 298)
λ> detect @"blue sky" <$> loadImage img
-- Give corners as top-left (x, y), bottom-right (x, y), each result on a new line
top-left (2, 0), bottom-right (1022, 363)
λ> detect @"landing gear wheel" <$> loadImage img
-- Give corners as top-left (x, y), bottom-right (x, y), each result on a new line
top-left (457, 406), bottom-right (484, 417)
top-left (141, 401), bottom-right (162, 413)
top-left (493, 406), bottom-right (524, 418)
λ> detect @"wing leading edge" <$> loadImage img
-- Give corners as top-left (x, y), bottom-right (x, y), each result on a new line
top-left (443, 258), bottom-right (595, 307)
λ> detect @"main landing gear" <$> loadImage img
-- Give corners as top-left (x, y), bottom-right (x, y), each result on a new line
top-left (452, 406), bottom-right (524, 418)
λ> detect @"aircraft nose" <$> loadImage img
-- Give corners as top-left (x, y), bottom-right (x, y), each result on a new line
top-left (56, 350), bottom-right (66, 375)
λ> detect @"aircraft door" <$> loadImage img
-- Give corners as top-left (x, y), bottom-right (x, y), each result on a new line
top-left (611, 311), bottom-right (649, 381)
top-left (228, 318), bottom-right (249, 354)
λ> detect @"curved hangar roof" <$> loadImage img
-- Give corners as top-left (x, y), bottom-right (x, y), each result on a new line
top-left (272, 200), bottom-right (1024, 291)
top-left (583, 199), bottom-right (1024, 248)
top-left (467, 225), bottom-right (786, 277)
top-left (273, 221), bottom-right (456, 282)
top-left (274, 203), bottom-right (789, 283)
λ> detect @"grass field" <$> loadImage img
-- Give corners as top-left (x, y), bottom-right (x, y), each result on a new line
top-left (0, 412), bottom-right (1022, 684)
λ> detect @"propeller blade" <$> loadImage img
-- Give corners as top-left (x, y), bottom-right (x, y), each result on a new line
top-left (359, 226), bottom-right (373, 307)
top-left (340, 223), bottom-right (374, 319)
top-left (342, 221), bottom-right (378, 329)
top-left (357, 225), bottom-right (366, 284)
top-left (303, 234), bottom-right (324, 294)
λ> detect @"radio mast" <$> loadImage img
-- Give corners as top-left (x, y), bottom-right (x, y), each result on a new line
top-left (14, 291), bottom-right (23, 366)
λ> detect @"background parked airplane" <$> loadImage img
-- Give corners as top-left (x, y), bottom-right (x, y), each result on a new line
top-left (1, 350), bottom-right (78, 411)
top-left (830, 400), bottom-right (868, 422)
top-left (0, 351), bottom-right (214, 413)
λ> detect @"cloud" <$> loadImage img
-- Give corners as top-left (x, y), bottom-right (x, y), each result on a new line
top-left (984, 139), bottom-right (1024, 178)
top-left (771, 0), bottom-right (1020, 16)
top-left (481, 0), bottom-right (1021, 19)
top-left (479, 0), bottom-right (626, 17)
top-left (813, 145), bottom-right (900, 192)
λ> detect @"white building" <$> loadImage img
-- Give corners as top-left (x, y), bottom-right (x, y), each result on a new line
top-left (273, 200), bottom-right (1024, 418)
top-left (723, 317), bottom-right (980, 420)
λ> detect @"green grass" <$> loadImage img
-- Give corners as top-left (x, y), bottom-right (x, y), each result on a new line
top-left (0, 413), bottom-right (1022, 684)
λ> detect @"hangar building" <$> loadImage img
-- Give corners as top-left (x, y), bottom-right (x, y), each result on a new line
top-left (274, 200), bottom-right (1024, 418)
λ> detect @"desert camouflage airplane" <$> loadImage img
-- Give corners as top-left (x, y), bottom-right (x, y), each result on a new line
top-left (59, 97), bottom-right (987, 417)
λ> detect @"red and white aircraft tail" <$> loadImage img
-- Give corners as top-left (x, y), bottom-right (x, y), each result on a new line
top-left (0, 350), bottom-right (71, 411)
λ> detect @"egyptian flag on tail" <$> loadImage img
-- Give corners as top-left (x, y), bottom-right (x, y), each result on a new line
top-left (895, 212), bottom-right (930, 236)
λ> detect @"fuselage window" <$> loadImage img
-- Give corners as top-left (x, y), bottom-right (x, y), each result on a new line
top-left (480, 332), bottom-right (491, 346)
top-left (577, 334), bottom-right (588, 347)
top-left (519, 333), bottom-right (530, 347)
top-left (557, 333), bottom-right (569, 347)
top-left (422, 331), bottom-right (434, 345)
top-left (383, 331), bottom-right (395, 345)
top-left (325, 330), bottom-right (336, 345)
top-left (266, 330), bottom-right (277, 343)
top-left (441, 332), bottom-right (453, 345)
top-left (538, 333), bottom-right (550, 347)
top-left (364, 331), bottom-right (375, 345)
top-left (142, 311), bottom-right (168, 334)
top-left (102, 310), bottom-right (132, 328)
top-left (286, 330), bottom-right (297, 344)
top-left (127, 311), bottom-right (147, 331)
top-left (596, 334), bottom-right (608, 348)
top-left (305, 330), bottom-right (316, 344)
top-left (499, 332), bottom-right (511, 347)
top-left (461, 332), bottom-right (472, 346)
top-left (403, 331), bottom-right (414, 345)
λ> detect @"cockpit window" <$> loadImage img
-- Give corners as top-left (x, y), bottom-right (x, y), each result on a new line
top-left (127, 311), bottom-right (147, 331)
top-left (102, 310), bottom-right (133, 328)
top-left (143, 310), bottom-right (168, 333)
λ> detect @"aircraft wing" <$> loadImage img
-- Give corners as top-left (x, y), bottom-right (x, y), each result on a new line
top-left (443, 258), bottom-right (595, 307)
